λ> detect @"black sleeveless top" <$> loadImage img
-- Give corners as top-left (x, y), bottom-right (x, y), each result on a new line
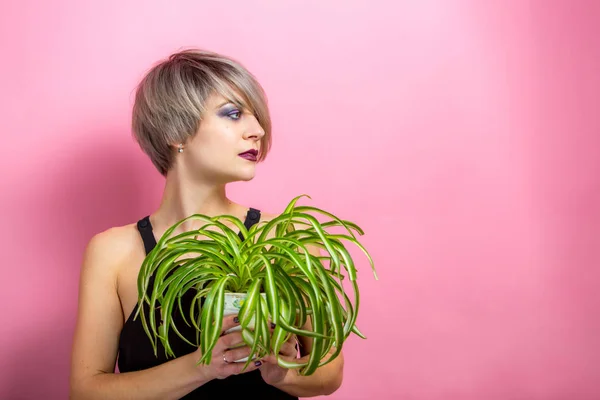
top-left (117, 209), bottom-right (298, 400)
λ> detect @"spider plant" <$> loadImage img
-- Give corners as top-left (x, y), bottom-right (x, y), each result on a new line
top-left (133, 194), bottom-right (378, 376)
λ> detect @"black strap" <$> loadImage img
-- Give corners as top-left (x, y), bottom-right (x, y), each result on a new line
top-left (136, 216), bottom-right (157, 255)
top-left (136, 208), bottom-right (261, 256)
top-left (239, 207), bottom-right (261, 241)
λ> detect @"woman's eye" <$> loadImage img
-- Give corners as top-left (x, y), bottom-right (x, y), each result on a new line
top-left (227, 110), bottom-right (242, 120)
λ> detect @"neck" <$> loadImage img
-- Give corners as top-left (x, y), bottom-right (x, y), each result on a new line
top-left (151, 171), bottom-right (245, 235)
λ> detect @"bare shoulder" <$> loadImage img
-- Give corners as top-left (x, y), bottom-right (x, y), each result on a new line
top-left (81, 222), bottom-right (142, 277)
top-left (71, 222), bottom-right (144, 383)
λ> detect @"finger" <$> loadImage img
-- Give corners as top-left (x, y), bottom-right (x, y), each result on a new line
top-left (262, 353), bottom-right (298, 367)
top-left (227, 358), bottom-right (263, 375)
top-left (262, 354), bottom-right (278, 364)
top-left (220, 314), bottom-right (240, 333)
top-left (285, 334), bottom-right (298, 346)
top-left (218, 331), bottom-right (245, 349)
top-left (223, 346), bottom-right (256, 364)
top-left (278, 341), bottom-right (298, 358)
top-left (272, 334), bottom-right (297, 353)
top-left (216, 357), bottom-right (262, 379)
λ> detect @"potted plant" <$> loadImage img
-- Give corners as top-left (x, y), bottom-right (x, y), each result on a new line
top-left (133, 194), bottom-right (378, 376)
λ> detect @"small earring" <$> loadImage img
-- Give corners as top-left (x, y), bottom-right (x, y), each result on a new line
top-left (178, 144), bottom-right (184, 153)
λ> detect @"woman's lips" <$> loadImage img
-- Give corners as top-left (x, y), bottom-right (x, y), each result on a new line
top-left (238, 150), bottom-right (258, 162)
top-left (239, 153), bottom-right (257, 161)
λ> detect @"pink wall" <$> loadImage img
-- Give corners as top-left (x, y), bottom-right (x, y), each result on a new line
top-left (1, 1), bottom-right (599, 399)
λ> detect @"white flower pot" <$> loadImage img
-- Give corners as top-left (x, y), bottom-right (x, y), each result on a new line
top-left (223, 292), bottom-right (268, 362)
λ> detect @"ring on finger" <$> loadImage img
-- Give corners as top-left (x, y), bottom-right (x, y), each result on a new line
top-left (223, 352), bottom-right (230, 364)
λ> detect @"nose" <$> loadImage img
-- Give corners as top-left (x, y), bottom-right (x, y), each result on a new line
top-left (243, 114), bottom-right (265, 141)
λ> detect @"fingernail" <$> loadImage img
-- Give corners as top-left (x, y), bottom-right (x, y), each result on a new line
top-left (255, 360), bottom-right (262, 367)
top-left (270, 322), bottom-right (276, 329)
top-left (233, 316), bottom-right (239, 323)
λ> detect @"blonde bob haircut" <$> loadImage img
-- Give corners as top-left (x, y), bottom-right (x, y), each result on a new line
top-left (131, 48), bottom-right (272, 176)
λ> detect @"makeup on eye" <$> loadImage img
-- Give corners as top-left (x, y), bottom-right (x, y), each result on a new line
top-left (217, 103), bottom-right (243, 120)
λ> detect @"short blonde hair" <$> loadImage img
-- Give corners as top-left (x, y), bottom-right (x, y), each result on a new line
top-left (131, 48), bottom-right (272, 176)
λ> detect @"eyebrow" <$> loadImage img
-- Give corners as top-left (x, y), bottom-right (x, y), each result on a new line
top-left (216, 101), bottom-right (234, 109)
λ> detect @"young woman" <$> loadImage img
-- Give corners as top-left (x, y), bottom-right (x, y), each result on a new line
top-left (69, 49), bottom-right (344, 399)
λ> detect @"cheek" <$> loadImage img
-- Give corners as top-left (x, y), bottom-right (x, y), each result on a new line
top-left (190, 146), bottom-right (218, 168)
top-left (197, 123), bottom-right (236, 147)
top-left (188, 123), bottom-right (239, 164)
top-left (187, 139), bottom-right (233, 170)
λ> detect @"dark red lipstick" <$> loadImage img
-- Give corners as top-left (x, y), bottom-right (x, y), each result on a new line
top-left (239, 149), bottom-right (258, 161)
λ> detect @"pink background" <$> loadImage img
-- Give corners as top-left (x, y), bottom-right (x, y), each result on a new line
top-left (1, 1), bottom-right (599, 399)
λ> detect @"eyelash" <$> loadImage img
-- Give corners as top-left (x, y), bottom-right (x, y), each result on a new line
top-left (226, 109), bottom-right (242, 120)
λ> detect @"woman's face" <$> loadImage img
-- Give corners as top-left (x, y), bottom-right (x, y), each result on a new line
top-left (179, 92), bottom-right (265, 184)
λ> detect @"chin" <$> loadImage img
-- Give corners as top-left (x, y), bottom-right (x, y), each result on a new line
top-left (225, 170), bottom-right (256, 183)
top-left (238, 173), bottom-right (256, 182)
top-left (235, 166), bottom-right (258, 182)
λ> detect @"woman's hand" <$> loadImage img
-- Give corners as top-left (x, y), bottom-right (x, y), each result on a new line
top-left (259, 332), bottom-right (300, 385)
top-left (193, 315), bottom-right (263, 381)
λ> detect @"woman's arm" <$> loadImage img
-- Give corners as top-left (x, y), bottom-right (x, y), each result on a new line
top-left (69, 229), bottom-right (260, 400)
top-left (71, 354), bottom-right (210, 400)
top-left (69, 230), bottom-right (210, 400)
